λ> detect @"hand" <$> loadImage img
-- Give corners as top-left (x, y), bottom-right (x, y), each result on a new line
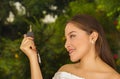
top-left (20, 34), bottom-right (37, 59)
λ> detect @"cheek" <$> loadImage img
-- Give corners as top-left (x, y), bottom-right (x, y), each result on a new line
top-left (74, 38), bottom-right (91, 59)
top-left (75, 37), bottom-right (90, 50)
top-left (77, 42), bottom-right (90, 55)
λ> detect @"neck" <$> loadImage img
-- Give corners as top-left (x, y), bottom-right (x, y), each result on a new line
top-left (79, 56), bottom-right (101, 69)
top-left (80, 53), bottom-right (97, 68)
top-left (76, 47), bottom-right (107, 71)
top-left (76, 53), bottom-right (112, 73)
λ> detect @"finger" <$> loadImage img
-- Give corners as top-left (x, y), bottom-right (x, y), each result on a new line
top-left (21, 36), bottom-right (34, 45)
top-left (24, 34), bottom-right (27, 37)
top-left (20, 41), bottom-right (37, 56)
top-left (21, 38), bottom-right (36, 49)
top-left (20, 38), bottom-right (33, 49)
top-left (24, 34), bottom-right (34, 40)
top-left (27, 37), bottom-right (34, 40)
top-left (25, 41), bottom-right (37, 53)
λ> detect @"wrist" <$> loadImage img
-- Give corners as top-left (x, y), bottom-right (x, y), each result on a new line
top-left (29, 54), bottom-right (38, 62)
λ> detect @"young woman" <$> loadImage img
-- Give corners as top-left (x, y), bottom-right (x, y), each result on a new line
top-left (20, 14), bottom-right (120, 79)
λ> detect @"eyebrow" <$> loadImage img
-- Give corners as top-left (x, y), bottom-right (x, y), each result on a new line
top-left (65, 31), bottom-right (76, 39)
top-left (68, 31), bottom-right (76, 35)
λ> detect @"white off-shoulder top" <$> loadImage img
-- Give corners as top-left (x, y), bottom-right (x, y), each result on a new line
top-left (52, 72), bottom-right (85, 79)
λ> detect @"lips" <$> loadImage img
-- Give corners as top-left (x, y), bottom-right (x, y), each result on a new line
top-left (67, 49), bottom-right (75, 55)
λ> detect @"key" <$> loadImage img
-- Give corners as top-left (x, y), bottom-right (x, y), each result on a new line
top-left (26, 25), bottom-right (41, 64)
top-left (26, 25), bottom-right (34, 38)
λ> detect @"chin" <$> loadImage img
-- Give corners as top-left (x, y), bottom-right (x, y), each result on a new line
top-left (70, 58), bottom-right (80, 63)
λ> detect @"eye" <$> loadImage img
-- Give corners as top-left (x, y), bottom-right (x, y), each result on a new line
top-left (70, 34), bottom-right (76, 38)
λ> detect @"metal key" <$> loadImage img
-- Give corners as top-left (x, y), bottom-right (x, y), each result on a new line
top-left (26, 25), bottom-right (41, 64)
top-left (26, 25), bottom-right (34, 38)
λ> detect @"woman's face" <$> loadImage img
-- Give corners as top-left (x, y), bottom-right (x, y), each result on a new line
top-left (65, 22), bottom-right (92, 62)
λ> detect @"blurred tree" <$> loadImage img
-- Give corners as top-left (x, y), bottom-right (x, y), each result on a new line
top-left (0, 0), bottom-right (120, 79)
top-left (0, 0), bottom-right (74, 39)
top-left (0, 0), bottom-right (73, 79)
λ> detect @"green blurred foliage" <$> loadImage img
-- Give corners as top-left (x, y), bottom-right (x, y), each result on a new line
top-left (0, 0), bottom-right (120, 79)
top-left (0, 38), bottom-right (30, 79)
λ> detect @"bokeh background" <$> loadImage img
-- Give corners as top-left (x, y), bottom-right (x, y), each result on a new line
top-left (0, 0), bottom-right (120, 79)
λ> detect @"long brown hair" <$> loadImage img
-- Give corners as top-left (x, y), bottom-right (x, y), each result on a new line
top-left (67, 14), bottom-right (116, 69)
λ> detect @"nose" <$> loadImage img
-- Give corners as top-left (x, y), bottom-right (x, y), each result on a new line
top-left (64, 39), bottom-right (71, 49)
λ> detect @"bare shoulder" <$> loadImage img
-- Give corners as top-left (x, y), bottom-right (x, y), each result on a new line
top-left (58, 64), bottom-right (74, 72)
top-left (113, 73), bottom-right (120, 79)
top-left (108, 72), bottom-right (120, 79)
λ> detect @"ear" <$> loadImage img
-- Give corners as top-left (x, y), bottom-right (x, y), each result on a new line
top-left (89, 31), bottom-right (98, 44)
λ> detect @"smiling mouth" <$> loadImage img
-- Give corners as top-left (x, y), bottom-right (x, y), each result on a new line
top-left (68, 49), bottom-right (75, 55)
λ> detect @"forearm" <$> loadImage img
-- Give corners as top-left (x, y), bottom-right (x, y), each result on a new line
top-left (29, 56), bottom-right (43, 79)
top-left (20, 35), bottom-right (43, 79)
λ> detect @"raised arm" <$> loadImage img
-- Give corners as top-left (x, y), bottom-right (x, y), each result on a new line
top-left (20, 35), bottom-right (43, 79)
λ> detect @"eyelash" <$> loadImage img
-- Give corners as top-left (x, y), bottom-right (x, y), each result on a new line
top-left (70, 34), bottom-right (76, 38)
